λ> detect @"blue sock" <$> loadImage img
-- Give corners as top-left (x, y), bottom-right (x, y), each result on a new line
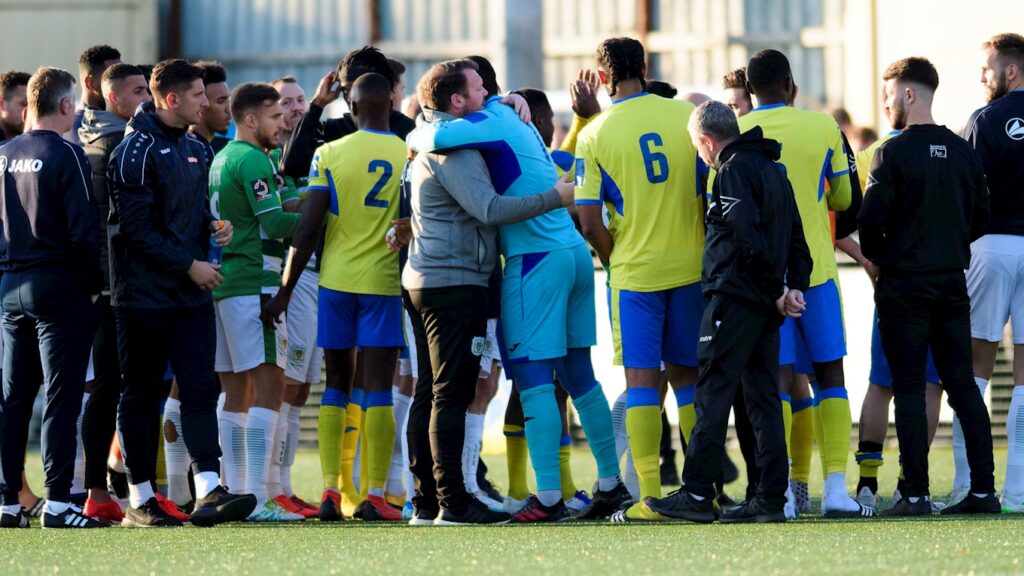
top-left (519, 383), bottom-right (562, 494)
top-left (572, 385), bottom-right (619, 482)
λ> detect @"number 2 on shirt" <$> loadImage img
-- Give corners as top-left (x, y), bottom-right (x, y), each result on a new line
top-left (639, 132), bottom-right (669, 184)
top-left (364, 159), bottom-right (392, 208)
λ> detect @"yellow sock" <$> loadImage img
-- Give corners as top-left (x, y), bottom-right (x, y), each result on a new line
top-left (504, 425), bottom-right (530, 499)
top-left (781, 394), bottom-right (793, 461)
top-left (673, 385), bottom-right (696, 445)
top-left (359, 406), bottom-right (369, 498)
top-left (318, 404), bottom-right (346, 489)
top-left (559, 440), bottom-right (575, 499)
top-left (341, 398), bottom-right (362, 501)
top-left (363, 393), bottom-right (395, 495)
top-left (790, 398), bottom-right (814, 484)
top-left (817, 388), bottom-right (852, 475)
top-left (626, 388), bottom-right (662, 500)
top-left (811, 384), bottom-right (826, 478)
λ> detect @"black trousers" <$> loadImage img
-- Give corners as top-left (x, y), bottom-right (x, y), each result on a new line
top-left (116, 303), bottom-right (221, 486)
top-left (405, 286), bottom-right (487, 512)
top-left (876, 271), bottom-right (994, 497)
top-left (82, 295), bottom-right (121, 490)
top-left (0, 268), bottom-right (96, 504)
top-left (682, 294), bottom-right (788, 508)
top-left (733, 389), bottom-right (762, 499)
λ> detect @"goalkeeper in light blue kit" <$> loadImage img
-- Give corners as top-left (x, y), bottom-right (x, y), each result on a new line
top-left (406, 57), bottom-right (629, 522)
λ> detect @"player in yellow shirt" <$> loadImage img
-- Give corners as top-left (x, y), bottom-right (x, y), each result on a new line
top-left (263, 73), bottom-right (407, 522)
top-left (575, 37), bottom-right (706, 522)
top-left (738, 49), bottom-right (871, 518)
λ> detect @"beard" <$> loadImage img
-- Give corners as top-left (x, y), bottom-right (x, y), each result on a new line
top-left (986, 70), bottom-right (1009, 103)
top-left (890, 100), bottom-right (907, 131)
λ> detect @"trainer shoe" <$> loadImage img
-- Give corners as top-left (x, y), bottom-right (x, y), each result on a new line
top-left (282, 495), bottom-right (318, 519)
top-left (84, 498), bottom-right (124, 523)
top-left (472, 491), bottom-right (507, 514)
top-left (822, 497), bottom-right (876, 519)
top-left (720, 497), bottom-right (786, 524)
top-left (155, 493), bottom-right (190, 523)
top-left (122, 498), bottom-right (182, 528)
top-left (402, 501), bottom-right (414, 521)
top-left (791, 480), bottom-right (811, 513)
top-left (318, 490), bottom-right (345, 522)
top-left (190, 486), bottom-right (257, 527)
top-left (930, 499), bottom-right (948, 513)
top-left (247, 498), bottom-right (305, 522)
top-left (22, 497), bottom-right (45, 518)
top-left (643, 489), bottom-right (714, 523)
top-left (44, 504), bottom-right (111, 529)
top-left (880, 496), bottom-right (932, 517)
top-left (409, 502), bottom-right (438, 526)
top-left (511, 495), bottom-right (571, 523)
top-left (434, 499), bottom-right (511, 525)
top-left (1000, 492), bottom-right (1024, 513)
top-left (1, 509), bottom-right (30, 528)
top-left (353, 495), bottom-right (403, 521)
top-left (577, 482), bottom-right (632, 520)
top-left (503, 494), bottom-right (531, 515)
top-left (565, 490), bottom-right (592, 514)
top-left (290, 494), bottom-right (318, 514)
top-left (941, 493), bottom-right (1001, 515)
top-left (857, 486), bottom-right (877, 509)
top-left (273, 494), bottom-right (314, 519)
top-left (610, 501), bottom-right (668, 523)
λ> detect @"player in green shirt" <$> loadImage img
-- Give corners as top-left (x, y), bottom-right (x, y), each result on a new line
top-left (208, 83), bottom-right (301, 522)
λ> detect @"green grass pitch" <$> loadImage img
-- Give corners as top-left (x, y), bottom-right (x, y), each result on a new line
top-left (3, 447), bottom-right (1022, 575)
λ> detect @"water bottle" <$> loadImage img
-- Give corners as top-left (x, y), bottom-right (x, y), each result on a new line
top-left (208, 220), bottom-right (224, 265)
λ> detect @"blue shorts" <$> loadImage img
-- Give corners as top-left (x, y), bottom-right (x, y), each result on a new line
top-left (779, 318), bottom-right (814, 374)
top-left (779, 279), bottom-right (846, 365)
top-left (502, 243), bottom-right (597, 364)
top-left (317, 287), bottom-right (405, 349)
top-left (869, 308), bottom-right (940, 386)
top-left (611, 281), bottom-right (705, 369)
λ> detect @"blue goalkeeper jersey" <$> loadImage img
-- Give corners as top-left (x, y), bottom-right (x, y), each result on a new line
top-left (405, 96), bottom-right (583, 257)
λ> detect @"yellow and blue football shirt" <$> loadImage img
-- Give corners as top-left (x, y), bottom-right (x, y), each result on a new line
top-left (855, 130), bottom-right (899, 192)
top-left (738, 104), bottom-right (850, 287)
top-left (574, 93), bottom-right (705, 292)
top-left (308, 129), bottom-right (406, 296)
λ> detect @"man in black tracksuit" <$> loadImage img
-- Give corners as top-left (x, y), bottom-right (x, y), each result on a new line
top-left (645, 102), bottom-right (811, 524)
top-left (0, 67), bottom-right (105, 529)
top-left (108, 59), bottom-right (254, 527)
top-left (858, 58), bottom-right (998, 516)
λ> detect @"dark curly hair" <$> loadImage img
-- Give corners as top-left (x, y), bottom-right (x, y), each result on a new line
top-left (596, 37), bottom-right (646, 98)
top-left (338, 46), bottom-right (395, 90)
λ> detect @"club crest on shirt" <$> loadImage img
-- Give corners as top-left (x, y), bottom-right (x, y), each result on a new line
top-left (251, 178), bottom-right (271, 202)
top-left (1006, 117), bottom-right (1024, 141)
top-left (929, 145), bottom-right (947, 158)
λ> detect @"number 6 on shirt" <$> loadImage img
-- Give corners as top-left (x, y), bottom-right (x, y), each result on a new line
top-left (639, 132), bottom-right (669, 184)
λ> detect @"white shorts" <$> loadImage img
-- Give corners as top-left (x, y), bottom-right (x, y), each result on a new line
top-left (214, 294), bottom-right (287, 373)
top-left (478, 318), bottom-right (502, 378)
top-left (285, 272), bottom-right (322, 384)
top-left (398, 309), bottom-right (418, 379)
top-left (968, 234), bottom-right (1024, 344)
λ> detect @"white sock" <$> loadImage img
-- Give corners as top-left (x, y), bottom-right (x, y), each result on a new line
top-left (267, 402), bottom-right (290, 498)
top-left (128, 481), bottom-right (155, 509)
top-left (611, 392), bottom-right (627, 460)
top-left (462, 412), bottom-right (485, 494)
top-left (2, 504), bottom-right (21, 515)
top-left (216, 392), bottom-right (226, 421)
top-left (823, 472), bottom-right (858, 511)
top-left (194, 471), bottom-right (220, 500)
top-left (245, 407), bottom-right (278, 501)
top-left (45, 500), bottom-right (71, 515)
top-left (386, 390), bottom-right (412, 498)
top-left (218, 411), bottom-right (248, 494)
top-left (163, 398), bottom-right (193, 505)
top-left (1004, 386), bottom-right (1024, 499)
top-left (281, 404), bottom-right (301, 497)
top-left (72, 392), bottom-right (89, 494)
top-left (537, 489), bottom-right (561, 506)
top-left (952, 377), bottom-right (989, 494)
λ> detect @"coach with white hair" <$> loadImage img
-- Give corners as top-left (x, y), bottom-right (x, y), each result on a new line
top-left (0, 67), bottom-right (104, 529)
top-left (645, 101), bottom-right (811, 524)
